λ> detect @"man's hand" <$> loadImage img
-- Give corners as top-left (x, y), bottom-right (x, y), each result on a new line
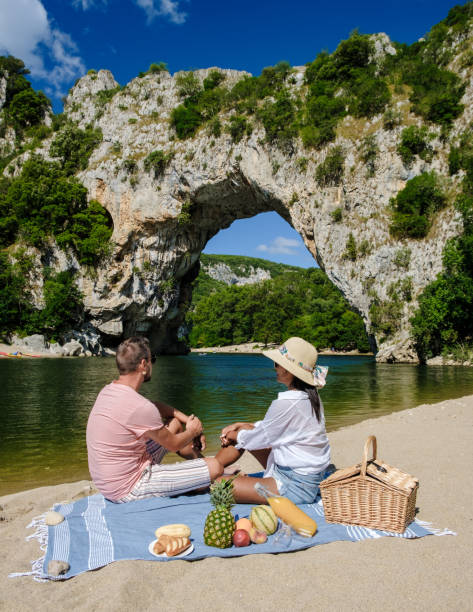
top-left (193, 433), bottom-right (206, 452)
top-left (186, 414), bottom-right (203, 437)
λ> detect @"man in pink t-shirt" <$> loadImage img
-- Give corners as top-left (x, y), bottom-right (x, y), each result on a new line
top-left (87, 337), bottom-right (222, 502)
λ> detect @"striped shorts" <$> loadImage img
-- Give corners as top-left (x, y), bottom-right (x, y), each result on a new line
top-left (117, 440), bottom-right (211, 503)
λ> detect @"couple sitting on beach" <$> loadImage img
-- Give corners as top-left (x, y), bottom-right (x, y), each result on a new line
top-left (86, 336), bottom-right (333, 505)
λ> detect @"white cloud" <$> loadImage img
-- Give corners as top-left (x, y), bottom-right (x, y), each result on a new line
top-left (257, 237), bottom-right (302, 256)
top-left (71, 0), bottom-right (108, 9)
top-left (134, 0), bottom-right (187, 24)
top-left (0, 0), bottom-right (85, 97)
top-left (72, 0), bottom-right (188, 24)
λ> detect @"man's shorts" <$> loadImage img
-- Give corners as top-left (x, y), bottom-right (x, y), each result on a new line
top-left (116, 440), bottom-right (211, 503)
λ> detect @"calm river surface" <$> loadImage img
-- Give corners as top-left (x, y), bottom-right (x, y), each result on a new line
top-left (1, 353), bottom-right (473, 495)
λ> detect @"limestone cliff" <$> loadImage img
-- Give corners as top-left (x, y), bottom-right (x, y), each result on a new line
top-left (2, 20), bottom-right (473, 361)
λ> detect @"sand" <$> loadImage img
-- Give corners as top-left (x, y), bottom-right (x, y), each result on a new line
top-left (1, 394), bottom-right (472, 611)
top-left (191, 342), bottom-right (370, 356)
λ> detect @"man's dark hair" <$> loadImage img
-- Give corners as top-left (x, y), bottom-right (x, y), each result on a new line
top-left (116, 337), bottom-right (150, 374)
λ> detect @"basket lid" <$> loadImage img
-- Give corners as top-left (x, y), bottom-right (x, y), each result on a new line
top-left (321, 436), bottom-right (419, 494)
top-left (320, 460), bottom-right (418, 494)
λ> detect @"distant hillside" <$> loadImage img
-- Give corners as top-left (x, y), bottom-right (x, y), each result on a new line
top-left (190, 254), bottom-right (302, 306)
top-left (187, 255), bottom-right (370, 352)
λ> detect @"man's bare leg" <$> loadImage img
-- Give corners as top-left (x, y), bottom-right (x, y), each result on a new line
top-left (215, 445), bottom-right (244, 468)
top-left (165, 417), bottom-right (203, 459)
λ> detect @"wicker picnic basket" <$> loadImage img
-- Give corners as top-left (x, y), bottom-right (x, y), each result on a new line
top-left (320, 436), bottom-right (419, 533)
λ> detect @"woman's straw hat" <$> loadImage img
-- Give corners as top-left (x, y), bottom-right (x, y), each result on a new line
top-left (263, 337), bottom-right (328, 387)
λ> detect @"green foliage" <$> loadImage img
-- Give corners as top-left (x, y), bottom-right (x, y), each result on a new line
top-left (148, 62), bottom-right (168, 74)
top-left (411, 124), bottom-right (473, 359)
top-left (95, 86), bottom-right (121, 108)
top-left (448, 128), bottom-right (473, 175)
top-left (8, 89), bottom-right (49, 128)
top-left (36, 269), bottom-right (84, 335)
top-left (208, 117), bottom-right (222, 138)
top-left (227, 115), bottom-right (249, 143)
top-left (49, 124), bottom-right (103, 175)
top-left (389, 171), bottom-right (446, 238)
top-left (257, 90), bottom-right (296, 149)
top-left (393, 247), bottom-right (411, 269)
top-left (0, 250), bottom-right (34, 334)
top-left (387, 277), bottom-right (413, 302)
top-left (144, 149), bottom-right (173, 177)
top-left (0, 253), bottom-right (83, 339)
top-left (122, 159), bottom-right (137, 173)
top-left (0, 55), bottom-right (51, 131)
top-left (343, 233), bottom-right (357, 261)
top-left (397, 125), bottom-right (434, 166)
top-left (176, 71), bottom-right (202, 99)
top-left (187, 263), bottom-right (370, 352)
top-left (390, 42), bottom-right (465, 127)
top-left (0, 156), bottom-right (112, 265)
top-left (171, 103), bottom-right (202, 139)
top-left (359, 134), bottom-right (378, 176)
top-left (203, 70), bottom-right (225, 90)
top-left (330, 207), bottom-right (343, 223)
top-left (382, 107), bottom-right (401, 130)
top-left (57, 200), bottom-right (113, 266)
top-left (177, 199), bottom-right (193, 224)
top-left (315, 146), bottom-right (345, 186)
top-left (369, 295), bottom-right (403, 339)
top-left (297, 157), bottom-right (308, 172)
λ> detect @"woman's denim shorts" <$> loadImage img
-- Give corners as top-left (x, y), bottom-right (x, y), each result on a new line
top-left (272, 463), bottom-right (334, 504)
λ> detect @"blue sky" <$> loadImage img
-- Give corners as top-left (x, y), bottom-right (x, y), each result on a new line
top-left (0, 0), bottom-right (464, 267)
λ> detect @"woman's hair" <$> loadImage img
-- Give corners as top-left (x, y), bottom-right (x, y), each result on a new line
top-left (116, 336), bottom-right (150, 374)
top-left (291, 376), bottom-right (322, 422)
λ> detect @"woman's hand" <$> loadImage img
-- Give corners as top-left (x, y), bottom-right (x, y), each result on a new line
top-left (220, 429), bottom-right (238, 447)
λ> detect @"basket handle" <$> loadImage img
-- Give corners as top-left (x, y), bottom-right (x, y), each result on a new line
top-left (361, 435), bottom-right (377, 477)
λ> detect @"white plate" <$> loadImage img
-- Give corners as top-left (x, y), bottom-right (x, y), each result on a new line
top-left (148, 539), bottom-right (194, 558)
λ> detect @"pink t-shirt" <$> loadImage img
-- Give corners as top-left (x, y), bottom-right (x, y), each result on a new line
top-left (86, 382), bottom-right (164, 501)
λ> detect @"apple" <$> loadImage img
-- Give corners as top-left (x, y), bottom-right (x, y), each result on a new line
top-left (233, 529), bottom-right (251, 547)
top-left (249, 527), bottom-right (267, 544)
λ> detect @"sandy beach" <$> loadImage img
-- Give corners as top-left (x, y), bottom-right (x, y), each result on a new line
top-left (1, 394), bottom-right (472, 611)
top-left (191, 342), bottom-right (370, 356)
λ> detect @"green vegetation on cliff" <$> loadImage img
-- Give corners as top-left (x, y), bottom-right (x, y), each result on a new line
top-left (187, 256), bottom-right (370, 352)
top-left (411, 127), bottom-right (473, 360)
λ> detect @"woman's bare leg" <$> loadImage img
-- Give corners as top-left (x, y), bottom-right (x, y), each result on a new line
top-left (215, 474), bottom-right (279, 504)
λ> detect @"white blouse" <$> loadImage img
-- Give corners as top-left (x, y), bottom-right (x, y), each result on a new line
top-left (235, 390), bottom-right (331, 475)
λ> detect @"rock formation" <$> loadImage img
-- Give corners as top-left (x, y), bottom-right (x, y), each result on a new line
top-left (2, 26), bottom-right (472, 361)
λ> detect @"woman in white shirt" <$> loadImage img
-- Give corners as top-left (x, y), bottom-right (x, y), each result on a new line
top-left (215, 337), bottom-right (333, 504)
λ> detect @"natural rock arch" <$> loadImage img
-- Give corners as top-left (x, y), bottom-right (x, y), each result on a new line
top-left (65, 64), bottom-right (467, 362)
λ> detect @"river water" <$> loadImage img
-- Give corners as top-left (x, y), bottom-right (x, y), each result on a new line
top-left (1, 353), bottom-right (473, 495)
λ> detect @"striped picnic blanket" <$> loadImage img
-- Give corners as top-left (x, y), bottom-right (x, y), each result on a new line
top-left (11, 488), bottom-right (455, 581)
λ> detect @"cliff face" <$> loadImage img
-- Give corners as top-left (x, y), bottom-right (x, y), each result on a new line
top-left (2, 28), bottom-right (472, 360)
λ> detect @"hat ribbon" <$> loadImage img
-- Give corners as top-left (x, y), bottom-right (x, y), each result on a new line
top-left (312, 365), bottom-right (328, 388)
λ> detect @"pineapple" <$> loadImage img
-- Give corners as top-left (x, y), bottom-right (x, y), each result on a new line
top-left (203, 477), bottom-right (236, 548)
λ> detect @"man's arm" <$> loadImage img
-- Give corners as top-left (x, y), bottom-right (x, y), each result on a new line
top-left (145, 414), bottom-right (203, 453)
top-left (154, 400), bottom-right (191, 425)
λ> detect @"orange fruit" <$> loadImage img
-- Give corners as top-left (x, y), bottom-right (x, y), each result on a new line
top-left (235, 518), bottom-right (252, 532)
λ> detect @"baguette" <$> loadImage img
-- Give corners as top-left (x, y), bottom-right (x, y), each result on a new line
top-left (154, 523), bottom-right (191, 538)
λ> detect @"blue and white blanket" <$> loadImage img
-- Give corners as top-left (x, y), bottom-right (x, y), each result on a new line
top-left (11, 488), bottom-right (455, 581)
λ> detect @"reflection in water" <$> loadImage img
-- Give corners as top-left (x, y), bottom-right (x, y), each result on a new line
top-left (1, 354), bottom-right (472, 495)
